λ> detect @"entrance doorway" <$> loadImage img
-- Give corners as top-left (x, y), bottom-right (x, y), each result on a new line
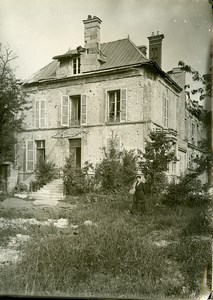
top-left (69, 139), bottom-right (81, 168)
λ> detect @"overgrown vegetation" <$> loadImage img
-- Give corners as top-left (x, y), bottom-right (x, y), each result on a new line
top-left (30, 159), bottom-right (58, 191)
top-left (63, 158), bottom-right (93, 195)
top-left (138, 130), bottom-right (176, 195)
top-left (0, 45), bottom-right (29, 163)
top-left (94, 137), bottom-right (137, 192)
top-left (0, 195), bottom-right (211, 298)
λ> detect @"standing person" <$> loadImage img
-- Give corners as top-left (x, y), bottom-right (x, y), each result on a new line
top-left (130, 175), bottom-right (146, 215)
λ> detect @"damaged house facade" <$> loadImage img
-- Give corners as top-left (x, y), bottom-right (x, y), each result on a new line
top-left (14, 15), bottom-right (207, 188)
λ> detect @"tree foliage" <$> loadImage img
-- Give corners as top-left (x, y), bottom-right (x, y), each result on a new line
top-left (94, 136), bottom-right (137, 192)
top-left (178, 60), bottom-right (211, 101)
top-left (0, 44), bottom-right (28, 163)
top-left (138, 130), bottom-right (177, 194)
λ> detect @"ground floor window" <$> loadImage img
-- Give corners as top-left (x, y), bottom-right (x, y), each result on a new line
top-left (69, 138), bottom-right (81, 168)
top-left (36, 140), bottom-right (45, 164)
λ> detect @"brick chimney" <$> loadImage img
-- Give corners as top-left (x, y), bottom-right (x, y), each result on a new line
top-left (81, 15), bottom-right (105, 72)
top-left (148, 31), bottom-right (164, 68)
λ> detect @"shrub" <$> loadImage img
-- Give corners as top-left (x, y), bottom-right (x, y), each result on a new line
top-left (63, 158), bottom-right (93, 195)
top-left (163, 173), bottom-right (210, 207)
top-left (138, 130), bottom-right (176, 195)
top-left (94, 137), bottom-right (137, 192)
top-left (33, 159), bottom-right (58, 189)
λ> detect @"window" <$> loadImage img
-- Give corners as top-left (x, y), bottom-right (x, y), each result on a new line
top-left (163, 97), bottom-right (169, 127)
top-left (61, 95), bottom-right (86, 126)
top-left (108, 89), bottom-right (127, 123)
top-left (184, 118), bottom-right (188, 139)
top-left (71, 96), bottom-right (81, 125)
top-left (191, 122), bottom-right (195, 144)
top-left (35, 99), bottom-right (46, 128)
top-left (36, 140), bottom-right (45, 164)
top-left (69, 139), bottom-right (81, 168)
top-left (73, 57), bottom-right (81, 74)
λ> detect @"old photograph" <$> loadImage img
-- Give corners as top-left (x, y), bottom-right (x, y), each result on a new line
top-left (0, 0), bottom-right (212, 299)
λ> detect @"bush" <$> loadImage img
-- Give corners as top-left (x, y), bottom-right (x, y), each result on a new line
top-left (163, 173), bottom-right (210, 207)
top-left (63, 158), bottom-right (93, 195)
top-left (94, 138), bottom-right (137, 192)
top-left (34, 160), bottom-right (58, 188)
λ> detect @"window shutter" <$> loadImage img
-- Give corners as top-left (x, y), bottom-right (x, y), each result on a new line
top-left (120, 88), bottom-right (127, 122)
top-left (26, 140), bottom-right (34, 172)
top-left (40, 99), bottom-right (46, 128)
top-left (35, 100), bottom-right (40, 127)
top-left (81, 94), bottom-right (87, 125)
top-left (61, 95), bottom-right (69, 126)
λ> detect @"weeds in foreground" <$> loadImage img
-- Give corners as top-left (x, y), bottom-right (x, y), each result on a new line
top-left (0, 193), bottom-right (211, 298)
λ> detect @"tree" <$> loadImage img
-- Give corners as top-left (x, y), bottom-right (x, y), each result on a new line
top-left (0, 44), bottom-right (28, 163)
top-left (178, 60), bottom-right (211, 101)
top-left (138, 130), bottom-right (177, 194)
top-left (178, 61), bottom-right (212, 184)
top-left (94, 134), bottom-right (137, 192)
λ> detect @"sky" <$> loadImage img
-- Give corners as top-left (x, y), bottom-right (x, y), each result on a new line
top-left (0, 0), bottom-right (212, 82)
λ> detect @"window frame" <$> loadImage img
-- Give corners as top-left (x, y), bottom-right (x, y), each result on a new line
top-left (73, 56), bottom-right (81, 74)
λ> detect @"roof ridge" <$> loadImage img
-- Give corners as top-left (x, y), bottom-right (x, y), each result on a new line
top-left (127, 36), bottom-right (147, 60)
top-left (100, 37), bottom-right (129, 45)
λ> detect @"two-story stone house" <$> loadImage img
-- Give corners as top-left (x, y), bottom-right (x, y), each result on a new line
top-left (15, 15), bottom-right (206, 187)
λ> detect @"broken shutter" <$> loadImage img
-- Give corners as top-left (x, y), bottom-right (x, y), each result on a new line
top-left (120, 88), bottom-right (127, 122)
top-left (61, 95), bottom-right (69, 126)
top-left (26, 140), bottom-right (34, 172)
top-left (81, 94), bottom-right (87, 125)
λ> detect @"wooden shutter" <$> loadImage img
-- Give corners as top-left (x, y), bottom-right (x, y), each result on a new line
top-left (61, 95), bottom-right (69, 126)
top-left (81, 94), bottom-right (87, 125)
top-left (35, 100), bottom-right (40, 127)
top-left (26, 140), bottom-right (34, 172)
top-left (40, 99), bottom-right (46, 128)
top-left (120, 88), bottom-right (127, 122)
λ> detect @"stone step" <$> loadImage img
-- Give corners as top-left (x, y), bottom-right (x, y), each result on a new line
top-left (31, 196), bottom-right (65, 201)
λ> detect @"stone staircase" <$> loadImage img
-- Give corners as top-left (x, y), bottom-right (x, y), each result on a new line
top-left (29, 178), bottom-right (65, 206)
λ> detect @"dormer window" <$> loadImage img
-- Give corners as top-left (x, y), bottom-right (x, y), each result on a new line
top-left (73, 57), bottom-right (81, 74)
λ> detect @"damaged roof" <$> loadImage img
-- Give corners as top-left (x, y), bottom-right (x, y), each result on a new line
top-left (23, 38), bottom-right (148, 85)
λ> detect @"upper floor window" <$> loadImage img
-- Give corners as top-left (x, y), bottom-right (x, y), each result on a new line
top-left (73, 57), bottom-right (81, 74)
top-left (61, 94), bottom-right (86, 126)
top-left (163, 97), bottom-right (169, 127)
top-left (107, 89), bottom-right (127, 123)
top-left (35, 99), bottom-right (46, 128)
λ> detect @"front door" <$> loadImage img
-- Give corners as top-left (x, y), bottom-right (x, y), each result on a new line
top-left (69, 139), bottom-right (81, 168)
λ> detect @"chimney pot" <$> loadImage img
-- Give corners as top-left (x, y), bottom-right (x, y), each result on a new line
top-left (88, 15), bottom-right (92, 19)
top-left (157, 31), bottom-right (159, 35)
top-left (152, 32), bottom-right (154, 36)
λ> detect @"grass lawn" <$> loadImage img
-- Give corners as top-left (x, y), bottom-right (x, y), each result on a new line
top-left (0, 191), bottom-right (211, 298)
